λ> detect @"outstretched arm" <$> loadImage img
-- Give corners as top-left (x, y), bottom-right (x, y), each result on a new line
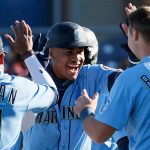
top-left (5, 20), bottom-right (57, 92)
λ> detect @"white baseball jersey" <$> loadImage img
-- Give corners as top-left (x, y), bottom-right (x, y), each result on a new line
top-left (0, 72), bottom-right (57, 150)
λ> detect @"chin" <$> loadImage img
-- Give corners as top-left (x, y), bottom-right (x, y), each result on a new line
top-left (68, 74), bottom-right (78, 80)
top-left (69, 76), bottom-right (77, 81)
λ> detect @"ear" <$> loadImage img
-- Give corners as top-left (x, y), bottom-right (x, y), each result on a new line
top-left (132, 28), bottom-right (139, 41)
top-left (120, 23), bottom-right (128, 37)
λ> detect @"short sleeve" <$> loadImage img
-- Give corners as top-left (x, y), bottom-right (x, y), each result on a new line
top-left (95, 73), bottom-right (134, 130)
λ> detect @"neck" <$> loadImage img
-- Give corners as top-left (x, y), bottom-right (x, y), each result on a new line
top-left (136, 34), bottom-right (150, 59)
top-left (138, 44), bottom-right (150, 59)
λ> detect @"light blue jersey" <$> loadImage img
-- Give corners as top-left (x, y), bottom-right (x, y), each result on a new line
top-left (59, 64), bottom-right (121, 150)
top-left (0, 73), bottom-right (56, 150)
top-left (23, 105), bottom-right (60, 150)
top-left (23, 64), bottom-right (125, 150)
top-left (96, 56), bottom-right (150, 150)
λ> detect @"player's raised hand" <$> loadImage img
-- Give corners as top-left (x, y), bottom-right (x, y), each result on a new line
top-left (5, 20), bottom-right (33, 58)
top-left (120, 3), bottom-right (137, 38)
top-left (125, 3), bottom-right (137, 16)
top-left (74, 89), bottom-right (99, 116)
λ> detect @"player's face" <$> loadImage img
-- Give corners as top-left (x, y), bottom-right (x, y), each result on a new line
top-left (50, 47), bottom-right (85, 80)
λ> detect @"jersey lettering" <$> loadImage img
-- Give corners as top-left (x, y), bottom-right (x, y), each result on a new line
top-left (62, 106), bottom-right (80, 120)
top-left (140, 75), bottom-right (150, 89)
top-left (0, 109), bottom-right (3, 140)
top-left (0, 85), bottom-right (5, 102)
top-left (35, 110), bottom-right (58, 124)
top-left (8, 88), bottom-right (17, 105)
top-left (34, 105), bottom-right (88, 124)
top-left (0, 85), bottom-right (17, 105)
top-left (100, 97), bottom-right (111, 114)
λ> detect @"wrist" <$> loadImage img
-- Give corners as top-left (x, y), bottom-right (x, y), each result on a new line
top-left (80, 107), bottom-right (95, 121)
top-left (21, 50), bottom-right (35, 59)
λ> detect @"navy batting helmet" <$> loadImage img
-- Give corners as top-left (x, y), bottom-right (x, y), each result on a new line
top-left (83, 27), bottom-right (98, 64)
top-left (46, 22), bottom-right (90, 48)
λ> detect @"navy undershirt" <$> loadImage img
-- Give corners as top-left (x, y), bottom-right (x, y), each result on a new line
top-left (45, 62), bottom-right (73, 104)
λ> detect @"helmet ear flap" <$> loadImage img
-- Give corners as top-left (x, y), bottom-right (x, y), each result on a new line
top-left (83, 27), bottom-right (98, 65)
top-left (84, 47), bottom-right (98, 65)
top-left (84, 47), bottom-right (90, 64)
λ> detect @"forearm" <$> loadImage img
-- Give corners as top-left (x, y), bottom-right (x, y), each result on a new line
top-left (83, 115), bottom-right (103, 143)
top-left (24, 55), bottom-right (57, 91)
top-left (83, 115), bottom-right (115, 143)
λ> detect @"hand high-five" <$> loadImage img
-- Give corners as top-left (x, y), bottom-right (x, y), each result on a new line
top-left (120, 3), bottom-right (137, 37)
top-left (125, 3), bottom-right (137, 16)
top-left (5, 20), bottom-right (33, 57)
top-left (75, 89), bottom-right (99, 116)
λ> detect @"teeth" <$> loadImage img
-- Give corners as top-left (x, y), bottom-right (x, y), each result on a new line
top-left (68, 65), bottom-right (78, 67)
top-left (70, 67), bottom-right (78, 72)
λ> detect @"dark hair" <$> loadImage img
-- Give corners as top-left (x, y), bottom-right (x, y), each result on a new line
top-left (128, 6), bottom-right (150, 43)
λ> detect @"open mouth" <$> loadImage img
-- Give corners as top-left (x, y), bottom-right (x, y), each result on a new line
top-left (67, 64), bottom-right (79, 73)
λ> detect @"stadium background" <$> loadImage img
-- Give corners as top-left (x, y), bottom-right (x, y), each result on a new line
top-left (0, 0), bottom-right (149, 74)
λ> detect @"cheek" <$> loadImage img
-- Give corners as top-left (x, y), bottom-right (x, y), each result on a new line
top-left (54, 56), bottom-right (67, 68)
top-left (81, 53), bottom-right (85, 63)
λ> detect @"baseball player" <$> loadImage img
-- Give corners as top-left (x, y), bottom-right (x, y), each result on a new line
top-left (7, 20), bottom-right (131, 150)
top-left (75, 4), bottom-right (150, 150)
top-left (47, 23), bottom-right (123, 150)
top-left (0, 35), bottom-right (58, 150)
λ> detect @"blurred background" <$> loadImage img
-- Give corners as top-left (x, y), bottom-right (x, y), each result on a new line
top-left (0, 0), bottom-right (150, 76)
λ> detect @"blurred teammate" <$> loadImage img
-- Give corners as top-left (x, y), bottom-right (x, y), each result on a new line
top-left (75, 4), bottom-right (150, 150)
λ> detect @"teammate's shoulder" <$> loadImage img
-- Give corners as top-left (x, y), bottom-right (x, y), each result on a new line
top-left (100, 64), bottom-right (123, 72)
top-left (115, 67), bottom-right (134, 83)
top-left (122, 64), bottom-right (139, 75)
top-left (81, 64), bottom-right (122, 74)
top-left (11, 75), bottom-right (35, 87)
top-left (0, 73), bottom-right (17, 82)
top-left (119, 63), bottom-right (146, 81)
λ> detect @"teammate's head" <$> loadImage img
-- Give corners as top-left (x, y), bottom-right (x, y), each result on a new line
top-left (83, 27), bottom-right (98, 65)
top-left (46, 22), bottom-right (90, 80)
top-left (127, 6), bottom-right (150, 59)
